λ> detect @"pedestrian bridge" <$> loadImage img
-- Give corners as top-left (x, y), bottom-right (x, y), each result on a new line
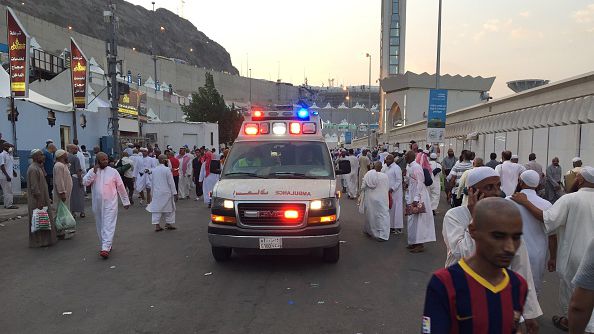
top-left (355, 71), bottom-right (594, 173)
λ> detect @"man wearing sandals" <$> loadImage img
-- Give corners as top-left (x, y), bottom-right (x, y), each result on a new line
top-left (513, 166), bottom-right (594, 332)
top-left (146, 154), bottom-right (178, 232)
top-left (83, 152), bottom-right (130, 259)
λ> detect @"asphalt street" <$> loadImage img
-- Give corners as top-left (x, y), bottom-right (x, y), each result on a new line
top-left (0, 193), bottom-right (564, 334)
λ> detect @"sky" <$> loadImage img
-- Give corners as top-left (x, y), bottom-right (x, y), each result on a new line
top-left (127, 0), bottom-right (594, 98)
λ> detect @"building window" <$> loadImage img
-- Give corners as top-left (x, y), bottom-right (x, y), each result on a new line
top-left (390, 37), bottom-right (399, 46)
top-left (389, 65), bottom-right (398, 75)
top-left (389, 55), bottom-right (399, 65)
top-left (390, 46), bottom-right (399, 56)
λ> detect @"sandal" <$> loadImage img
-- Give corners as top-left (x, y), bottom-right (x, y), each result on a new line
top-left (155, 226), bottom-right (164, 232)
top-left (99, 250), bottom-right (110, 259)
top-left (552, 315), bottom-right (568, 332)
top-left (164, 225), bottom-right (177, 230)
top-left (410, 245), bottom-right (425, 253)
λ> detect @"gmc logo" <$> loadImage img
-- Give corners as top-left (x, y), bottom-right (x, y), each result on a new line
top-left (258, 210), bottom-right (284, 218)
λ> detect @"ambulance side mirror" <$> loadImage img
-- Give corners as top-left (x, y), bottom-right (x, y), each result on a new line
top-left (335, 160), bottom-right (351, 175)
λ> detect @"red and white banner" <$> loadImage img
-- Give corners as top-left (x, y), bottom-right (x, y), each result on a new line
top-left (6, 7), bottom-right (30, 98)
top-left (70, 38), bottom-right (88, 109)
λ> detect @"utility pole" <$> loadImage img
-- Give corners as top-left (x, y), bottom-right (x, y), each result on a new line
top-left (105, 0), bottom-right (120, 156)
top-left (152, 2), bottom-right (158, 91)
top-left (249, 68), bottom-right (252, 105)
top-left (435, 0), bottom-right (442, 90)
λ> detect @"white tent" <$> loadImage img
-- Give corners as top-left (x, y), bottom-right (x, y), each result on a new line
top-left (323, 103), bottom-right (333, 109)
top-left (310, 102), bottom-right (319, 109)
top-left (0, 68), bottom-right (72, 112)
top-left (338, 102), bottom-right (348, 109)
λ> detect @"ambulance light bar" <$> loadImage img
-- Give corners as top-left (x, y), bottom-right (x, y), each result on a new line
top-left (243, 122), bottom-right (317, 136)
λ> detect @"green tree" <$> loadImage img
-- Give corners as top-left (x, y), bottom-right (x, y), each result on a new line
top-left (183, 73), bottom-right (243, 145)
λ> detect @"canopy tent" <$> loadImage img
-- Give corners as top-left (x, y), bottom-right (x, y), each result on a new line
top-left (0, 68), bottom-right (72, 112)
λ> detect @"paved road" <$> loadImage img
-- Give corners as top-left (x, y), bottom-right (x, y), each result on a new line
top-left (0, 194), bottom-right (564, 333)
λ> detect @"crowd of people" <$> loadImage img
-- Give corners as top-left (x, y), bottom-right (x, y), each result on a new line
top-left (4, 138), bottom-right (226, 260)
top-left (332, 141), bottom-right (593, 333)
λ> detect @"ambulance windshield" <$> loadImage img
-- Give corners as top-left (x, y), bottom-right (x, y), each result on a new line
top-left (222, 141), bottom-right (334, 180)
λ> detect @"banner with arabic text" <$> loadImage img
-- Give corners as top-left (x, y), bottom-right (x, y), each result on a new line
top-left (6, 7), bottom-right (30, 98)
top-left (70, 38), bottom-right (88, 109)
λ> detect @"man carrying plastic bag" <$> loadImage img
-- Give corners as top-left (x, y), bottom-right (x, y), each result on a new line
top-left (55, 201), bottom-right (76, 238)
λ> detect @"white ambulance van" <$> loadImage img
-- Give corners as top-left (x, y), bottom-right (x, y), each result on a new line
top-left (208, 105), bottom-right (351, 262)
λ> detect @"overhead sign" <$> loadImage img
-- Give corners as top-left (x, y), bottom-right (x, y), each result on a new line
top-left (70, 38), bottom-right (88, 109)
top-left (426, 89), bottom-right (448, 143)
top-left (344, 131), bottom-right (352, 144)
top-left (6, 7), bottom-right (30, 98)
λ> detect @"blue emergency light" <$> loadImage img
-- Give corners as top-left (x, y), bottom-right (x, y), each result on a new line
top-left (297, 108), bottom-right (309, 119)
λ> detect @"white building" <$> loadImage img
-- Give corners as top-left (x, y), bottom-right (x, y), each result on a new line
top-left (143, 121), bottom-right (219, 151)
top-left (354, 71), bottom-right (594, 174)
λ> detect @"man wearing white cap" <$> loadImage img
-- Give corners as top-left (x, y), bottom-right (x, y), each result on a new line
top-left (381, 154), bottom-right (403, 234)
top-left (511, 154), bottom-right (520, 163)
top-left (513, 166), bottom-right (594, 332)
top-left (564, 157), bottom-right (583, 193)
top-left (508, 170), bottom-right (553, 294)
top-left (442, 167), bottom-right (543, 329)
top-left (495, 150), bottom-right (526, 197)
top-left (123, 143), bottom-right (134, 157)
top-left (428, 153), bottom-right (441, 213)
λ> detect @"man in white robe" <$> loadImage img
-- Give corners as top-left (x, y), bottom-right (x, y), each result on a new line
top-left (381, 154), bottom-right (403, 234)
top-left (512, 166), bottom-right (594, 332)
top-left (495, 150), bottom-right (526, 197)
top-left (83, 152), bottom-right (130, 259)
top-left (404, 150), bottom-right (436, 253)
top-left (443, 166), bottom-right (542, 330)
top-left (146, 155), bottom-right (177, 231)
top-left (428, 153), bottom-right (442, 213)
top-left (360, 162), bottom-right (390, 241)
top-left (135, 148), bottom-right (157, 205)
top-left (508, 170), bottom-right (553, 293)
top-left (345, 149), bottom-right (359, 199)
top-left (199, 151), bottom-right (220, 207)
top-left (176, 147), bottom-right (193, 199)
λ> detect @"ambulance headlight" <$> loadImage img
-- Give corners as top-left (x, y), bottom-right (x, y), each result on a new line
top-left (310, 198), bottom-right (336, 210)
top-left (272, 122), bottom-right (286, 135)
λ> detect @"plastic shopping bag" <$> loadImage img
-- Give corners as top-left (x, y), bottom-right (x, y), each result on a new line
top-left (31, 207), bottom-right (51, 233)
top-left (55, 201), bottom-right (76, 231)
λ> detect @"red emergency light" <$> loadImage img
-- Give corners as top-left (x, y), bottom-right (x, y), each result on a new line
top-left (253, 110), bottom-right (263, 118)
top-left (244, 123), bottom-right (259, 135)
top-left (284, 210), bottom-right (300, 219)
top-left (289, 122), bottom-right (301, 134)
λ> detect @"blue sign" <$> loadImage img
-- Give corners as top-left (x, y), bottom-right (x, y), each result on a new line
top-left (137, 73), bottom-right (142, 86)
top-left (426, 89), bottom-right (448, 142)
top-left (344, 131), bottom-right (352, 145)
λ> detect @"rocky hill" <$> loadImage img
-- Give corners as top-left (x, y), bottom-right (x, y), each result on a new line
top-left (1, 0), bottom-right (238, 74)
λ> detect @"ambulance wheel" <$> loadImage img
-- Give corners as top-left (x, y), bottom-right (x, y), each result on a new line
top-left (322, 244), bottom-right (340, 263)
top-left (212, 246), bottom-right (232, 262)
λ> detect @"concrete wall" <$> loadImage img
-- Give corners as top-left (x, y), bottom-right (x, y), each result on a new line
top-left (143, 122), bottom-right (219, 152)
top-left (0, 6), bottom-right (301, 105)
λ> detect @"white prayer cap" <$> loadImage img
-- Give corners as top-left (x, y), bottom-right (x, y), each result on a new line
top-left (127, 142), bottom-right (134, 147)
top-left (430, 153), bottom-right (437, 159)
top-left (520, 170), bottom-right (540, 188)
top-left (572, 157), bottom-right (582, 163)
top-left (511, 154), bottom-right (519, 159)
top-left (580, 166), bottom-right (594, 183)
top-left (46, 139), bottom-right (54, 144)
top-left (30, 148), bottom-right (41, 156)
top-left (467, 166), bottom-right (500, 187)
top-left (140, 147), bottom-right (148, 152)
top-left (55, 149), bottom-right (67, 159)
top-left (423, 149), bottom-right (429, 154)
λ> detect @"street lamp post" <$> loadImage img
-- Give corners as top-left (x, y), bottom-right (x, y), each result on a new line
top-left (436, 0), bottom-right (443, 90)
top-left (366, 53), bottom-right (372, 147)
top-left (152, 2), bottom-right (158, 91)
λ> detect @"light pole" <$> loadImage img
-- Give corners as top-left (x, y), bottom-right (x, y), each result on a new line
top-left (151, 2), bottom-right (158, 91)
top-left (249, 68), bottom-right (252, 105)
top-left (366, 53), bottom-right (372, 147)
top-left (436, 0), bottom-right (442, 90)
top-left (105, 0), bottom-right (120, 156)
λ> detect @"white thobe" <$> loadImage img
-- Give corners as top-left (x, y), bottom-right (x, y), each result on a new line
top-left (360, 170), bottom-right (390, 241)
top-left (345, 155), bottom-right (359, 198)
top-left (406, 161), bottom-right (436, 245)
top-left (428, 160), bottom-right (441, 210)
top-left (495, 161), bottom-right (526, 197)
top-left (134, 156), bottom-right (157, 192)
top-left (0, 151), bottom-right (15, 208)
top-left (507, 189), bottom-right (552, 293)
top-left (378, 152), bottom-right (389, 164)
top-left (83, 167), bottom-right (130, 251)
top-left (177, 154), bottom-right (193, 198)
top-left (543, 187), bottom-right (594, 329)
top-left (442, 205), bottom-right (543, 320)
top-left (76, 151), bottom-right (87, 171)
top-left (199, 161), bottom-right (220, 205)
top-left (382, 163), bottom-right (403, 229)
top-left (146, 165), bottom-right (177, 225)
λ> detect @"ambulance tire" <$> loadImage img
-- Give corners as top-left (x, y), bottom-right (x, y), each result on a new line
top-left (212, 246), bottom-right (232, 262)
top-left (322, 244), bottom-right (340, 263)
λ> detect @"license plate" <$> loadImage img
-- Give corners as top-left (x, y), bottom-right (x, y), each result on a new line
top-left (259, 237), bottom-right (282, 249)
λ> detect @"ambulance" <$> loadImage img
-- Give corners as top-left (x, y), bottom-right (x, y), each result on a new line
top-left (208, 105), bottom-right (351, 262)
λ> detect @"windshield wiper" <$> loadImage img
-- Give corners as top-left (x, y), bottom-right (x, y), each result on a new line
top-left (269, 172), bottom-right (317, 179)
top-left (223, 172), bottom-right (266, 178)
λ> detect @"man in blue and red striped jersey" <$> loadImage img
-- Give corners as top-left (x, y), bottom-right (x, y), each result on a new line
top-left (422, 198), bottom-right (528, 333)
